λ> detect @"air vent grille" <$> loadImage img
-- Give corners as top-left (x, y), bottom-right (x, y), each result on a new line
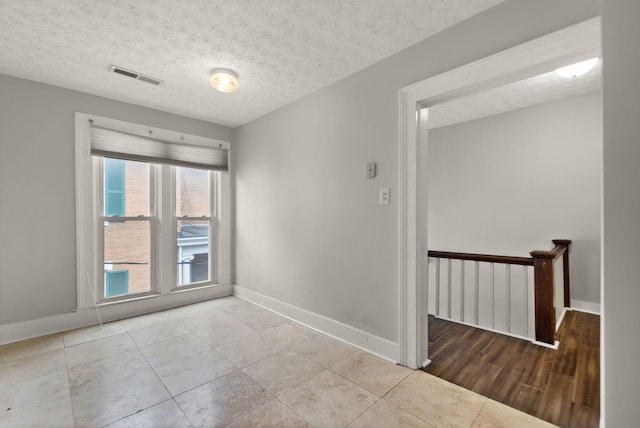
top-left (108, 65), bottom-right (163, 86)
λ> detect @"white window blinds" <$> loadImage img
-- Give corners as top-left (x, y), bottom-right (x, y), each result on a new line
top-left (90, 125), bottom-right (228, 171)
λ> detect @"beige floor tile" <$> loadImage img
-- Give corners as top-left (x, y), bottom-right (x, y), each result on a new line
top-left (0, 349), bottom-right (67, 386)
top-left (349, 399), bottom-right (434, 428)
top-left (278, 370), bottom-right (378, 428)
top-left (219, 299), bottom-right (266, 316)
top-left (139, 333), bottom-right (210, 368)
top-left (179, 310), bottom-right (235, 333)
top-left (242, 349), bottom-right (325, 396)
top-left (63, 320), bottom-right (126, 347)
top-left (331, 351), bottom-right (412, 397)
top-left (226, 398), bottom-right (311, 428)
top-left (154, 349), bottom-right (237, 395)
top-left (164, 301), bottom-right (214, 318)
top-left (0, 370), bottom-right (72, 428)
top-left (128, 320), bottom-right (192, 347)
top-left (195, 318), bottom-right (259, 348)
top-left (386, 372), bottom-right (487, 427)
top-left (105, 399), bottom-right (193, 428)
top-left (471, 400), bottom-right (559, 428)
top-left (229, 308), bottom-right (290, 332)
top-left (68, 349), bottom-right (150, 396)
top-left (214, 330), bottom-right (290, 368)
top-left (0, 333), bottom-right (64, 363)
top-left (71, 368), bottom-right (170, 427)
top-left (0, 398), bottom-right (74, 428)
top-left (207, 295), bottom-right (246, 308)
top-left (175, 370), bottom-right (272, 428)
top-left (292, 334), bottom-right (359, 368)
top-left (262, 322), bottom-right (317, 347)
top-left (65, 332), bottom-right (137, 367)
top-left (165, 298), bottom-right (233, 318)
top-left (120, 310), bottom-right (179, 331)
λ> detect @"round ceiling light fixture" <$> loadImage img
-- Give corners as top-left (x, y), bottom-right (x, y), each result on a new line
top-left (209, 68), bottom-right (239, 93)
top-left (555, 57), bottom-right (599, 78)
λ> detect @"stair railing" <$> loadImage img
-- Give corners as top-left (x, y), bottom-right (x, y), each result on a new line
top-left (427, 239), bottom-right (571, 346)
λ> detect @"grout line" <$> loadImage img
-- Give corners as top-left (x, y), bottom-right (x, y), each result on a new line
top-left (469, 399), bottom-right (490, 427)
top-left (345, 397), bottom-right (379, 427)
top-left (62, 344), bottom-right (77, 427)
top-left (273, 395), bottom-right (314, 427)
top-left (171, 396), bottom-right (196, 427)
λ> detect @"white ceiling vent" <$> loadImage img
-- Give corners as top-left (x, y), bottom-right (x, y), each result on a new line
top-left (108, 65), bottom-right (163, 86)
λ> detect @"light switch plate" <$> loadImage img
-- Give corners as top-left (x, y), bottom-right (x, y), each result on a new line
top-left (379, 188), bottom-right (390, 205)
top-left (366, 162), bottom-right (376, 179)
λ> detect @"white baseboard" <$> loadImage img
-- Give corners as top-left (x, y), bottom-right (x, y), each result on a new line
top-left (233, 285), bottom-right (400, 364)
top-left (571, 299), bottom-right (601, 315)
top-left (533, 340), bottom-right (560, 350)
top-left (0, 284), bottom-right (232, 346)
top-left (557, 307), bottom-right (568, 330)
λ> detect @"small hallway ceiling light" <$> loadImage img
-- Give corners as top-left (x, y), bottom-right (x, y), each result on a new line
top-left (209, 68), bottom-right (239, 93)
top-left (555, 57), bottom-right (599, 78)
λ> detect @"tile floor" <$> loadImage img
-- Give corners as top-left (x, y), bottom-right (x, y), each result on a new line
top-left (0, 296), bottom-right (558, 427)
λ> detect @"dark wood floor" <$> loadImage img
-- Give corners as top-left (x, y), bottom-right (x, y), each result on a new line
top-left (422, 310), bottom-right (600, 428)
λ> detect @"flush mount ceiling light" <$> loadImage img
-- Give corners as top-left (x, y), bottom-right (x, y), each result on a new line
top-left (555, 57), bottom-right (599, 78)
top-left (209, 68), bottom-right (239, 93)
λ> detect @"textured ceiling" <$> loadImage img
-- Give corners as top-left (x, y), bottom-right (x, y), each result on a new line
top-left (0, 0), bottom-right (504, 127)
top-left (428, 61), bottom-right (602, 129)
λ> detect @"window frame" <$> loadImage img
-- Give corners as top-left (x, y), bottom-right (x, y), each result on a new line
top-left (75, 113), bottom-right (231, 310)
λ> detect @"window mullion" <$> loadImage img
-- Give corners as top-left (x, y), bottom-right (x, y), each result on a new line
top-left (157, 164), bottom-right (172, 295)
top-left (211, 170), bottom-right (218, 284)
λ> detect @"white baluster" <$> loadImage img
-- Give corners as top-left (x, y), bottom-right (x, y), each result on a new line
top-left (435, 258), bottom-right (440, 317)
top-left (447, 258), bottom-right (452, 318)
top-left (506, 264), bottom-right (511, 333)
top-left (524, 265), bottom-right (529, 338)
top-left (460, 260), bottom-right (465, 323)
top-left (474, 261), bottom-right (479, 325)
top-left (491, 262), bottom-right (495, 329)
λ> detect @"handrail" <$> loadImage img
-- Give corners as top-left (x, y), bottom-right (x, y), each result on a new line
top-left (428, 239), bottom-right (572, 346)
top-left (427, 250), bottom-right (533, 266)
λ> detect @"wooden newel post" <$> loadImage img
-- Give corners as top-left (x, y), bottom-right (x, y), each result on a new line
top-left (530, 250), bottom-right (556, 345)
top-left (552, 239), bottom-right (572, 307)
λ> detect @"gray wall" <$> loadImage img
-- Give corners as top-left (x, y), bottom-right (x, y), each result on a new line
top-left (0, 74), bottom-right (232, 325)
top-left (428, 91), bottom-right (602, 305)
top-left (602, 0), bottom-right (640, 425)
top-left (234, 0), bottom-right (600, 343)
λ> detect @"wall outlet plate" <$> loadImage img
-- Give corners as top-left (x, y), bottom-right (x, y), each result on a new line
top-left (380, 188), bottom-right (390, 205)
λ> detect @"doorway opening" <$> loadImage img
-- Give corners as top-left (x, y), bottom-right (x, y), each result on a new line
top-left (397, 16), bottom-right (601, 427)
top-left (397, 15), bottom-right (600, 370)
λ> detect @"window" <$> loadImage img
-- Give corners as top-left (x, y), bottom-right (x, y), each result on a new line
top-left (75, 113), bottom-right (231, 309)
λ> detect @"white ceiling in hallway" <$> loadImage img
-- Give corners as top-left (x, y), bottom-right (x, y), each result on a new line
top-left (0, 0), bottom-right (505, 127)
top-left (428, 60), bottom-right (602, 129)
